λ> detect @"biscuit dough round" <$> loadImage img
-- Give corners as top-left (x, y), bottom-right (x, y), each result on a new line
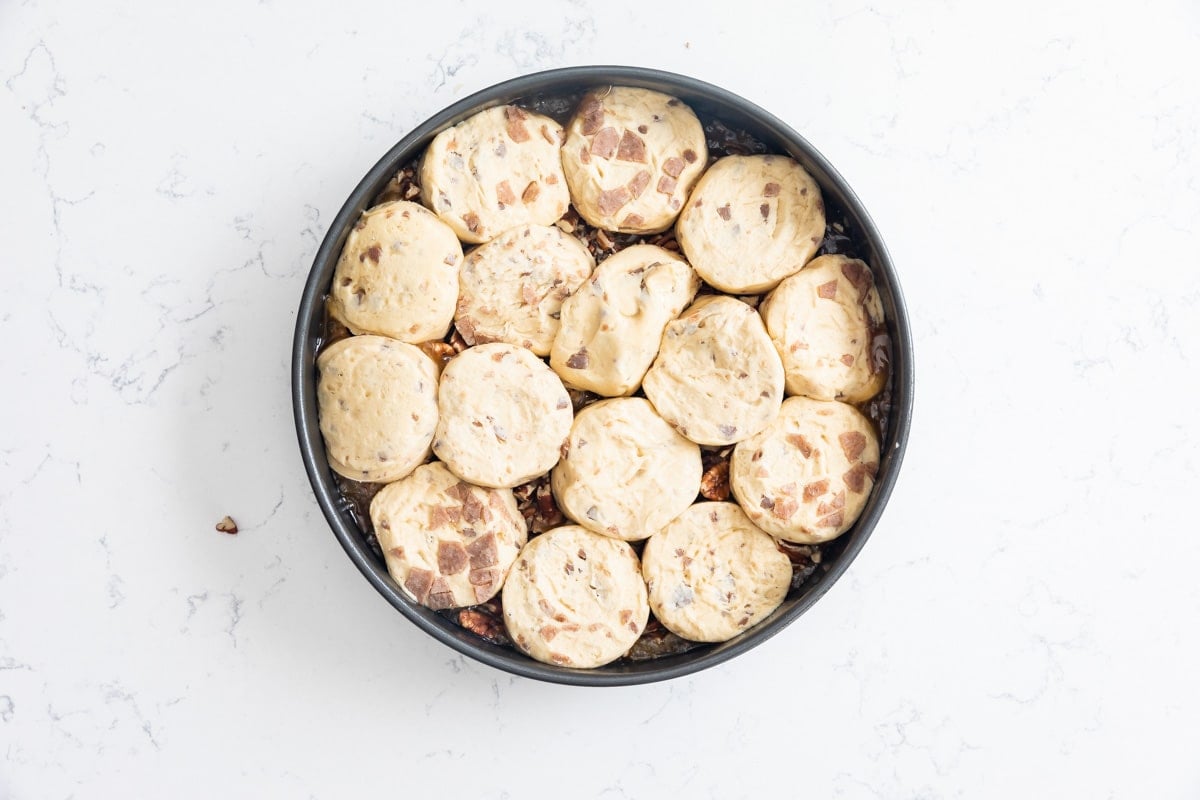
top-left (730, 396), bottom-right (879, 543)
top-left (642, 502), bottom-right (791, 643)
top-left (550, 244), bottom-right (700, 396)
top-left (419, 105), bottom-right (569, 244)
top-left (502, 525), bottom-right (649, 668)
top-left (561, 87), bottom-right (707, 234)
top-left (328, 201), bottom-right (462, 342)
top-left (370, 462), bottom-right (527, 610)
top-left (551, 398), bottom-right (701, 541)
top-left (760, 254), bottom-right (887, 403)
top-left (316, 335), bottom-right (438, 483)
top-left (642, 295), bottom-right (784, 446)
top-left (676, 154), bottom-right (825, 293)
top-left (433, 343), bottom-right (573, 488)
top-left (455, 223), bottom-right (595, 355)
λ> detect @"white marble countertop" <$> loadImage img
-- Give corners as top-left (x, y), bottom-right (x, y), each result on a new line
top-left (3, 1), bottom-right (1198, 797)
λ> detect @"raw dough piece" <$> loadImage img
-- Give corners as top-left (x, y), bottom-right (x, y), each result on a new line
top-left (316, 335), bottom-right (438, 482)
top-left (676, 154), bottom-right (825, 293)
top-left (561, 86), bottom-right (707, 233)
top-left (419, 105), bottom-right (569, 244)
top-left (433, 343), bottom-right (573, 488)
top-left (328, 200), bottom-right (462, 342)
top-left (642, 295), bottom-right (784, 445)
top-left (551, 397), bottom-right (701, 541)
top-left (642, 502), bottom-right (791, 642)
top-left (730, 396), bottom-right (879, 543)
top-left (550, 244), bottom-right (699, 396)
top-left (502, 525), bottom-right (648, 668)
top-left (370, 462), bottom-right (526, 609)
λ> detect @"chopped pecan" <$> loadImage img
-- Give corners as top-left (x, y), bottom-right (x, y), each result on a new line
top-left (699, 461), bottom-right (730, 501)
top-left (215, 516), bottom-right (238, 534)
top-left (787, 434), bottom-right (816, 460)
top-left (627, 170), bottom-right (651, 199)
top-left (458, 608), bottom-right (507, 643)
top-left (465, 532), bottom-right (498, 569)
top-left (566, 348), bottom-right (590, 369)
top-left (418, 340), bottom-right (456, 371)
top-left (504, 106), bottom-right (530, 142)
top-left (598, 186), bottom-right (631, 216)
top-left (616, 130), bottom-right (647, 162)
top-left (839, 431), bottom-right (867, 461)
top-left (579, 95), bottom-right (605, 135)
top-left (437, 540), bottom-right (469, 575)
top-left (496, 180), bottom-right (517, 207)
top-left (591, 126), bottom-right (619, 158)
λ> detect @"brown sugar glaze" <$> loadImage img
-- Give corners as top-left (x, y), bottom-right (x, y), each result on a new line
top-left (317, 89), bottom-right (892, 662)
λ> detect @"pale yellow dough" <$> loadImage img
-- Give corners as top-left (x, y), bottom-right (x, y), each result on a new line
top-left (759, 254), bottom-right (887, 403)
top-left (642, 295), bottom-right (784, 445)
top-left (642, 502), bottom-right (791, 643)
top-left (549, 244), bottom-right (699, 396)
top-left (370, 462), bottom-right (526, 610)
top-left (433, 343), bottom-right (573, 489)
top-left (327, 201), bottom-right (462, 342)
top-left (502, 525), bottom-right (648, 668)
top-left (551, 398), bottom-right (701, 541)
top-left (676, 154), bottom-right (825, 293)
top-left (419, 105), bottom-right (569, 244)
top-left (730, 396), bottom-right (879, 543)
top-left (455, 223), bottom-right (595, 355)
top-left (316, 335), bottom-right (438, 483)
top-left (561, 86), bottom-right (707, 234)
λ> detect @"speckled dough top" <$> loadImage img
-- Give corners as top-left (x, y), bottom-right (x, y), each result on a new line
top-left (561, 86), bottom-right (707, 234)
top-left (549, 244), bottom-right (700, 396)
top-left (551, 397), bottom-right (701, 541)
top-left (316, 335), bottom-right (439, 483)
top-left (328, 200), bottom-right (462, 343)
top-left (760, 253), bottom-right (887, 403)
top-left (641, 502), bottom-right (791, 643)
top-left (676, 154), bottom-right (826, 294)
top-left (454, 223), bottom-right (595, 355)
top-left (730, 395), bottom-right (880, 543)
top-left (433, 343), bottom-right (573, 489)
top-left (642, 295), bottom-right (785, 446)
top-left (419, 105), bottom-right (569, 244)
top-left (502, 525), bottom-right (649, 668)
top-left (370, 462), bottom-right (526, 609)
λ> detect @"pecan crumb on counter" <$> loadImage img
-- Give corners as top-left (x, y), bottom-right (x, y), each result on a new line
top-left (215, 516), bottom-right (239, 534)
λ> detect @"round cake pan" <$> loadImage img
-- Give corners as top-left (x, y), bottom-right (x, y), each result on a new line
top-left (292, 65), bottom-right (914, 686)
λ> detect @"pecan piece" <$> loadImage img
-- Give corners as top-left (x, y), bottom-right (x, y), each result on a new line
top-left (458, 608), bottom-right (506, 642)
top-left (616, 130), bottom-right (647, 162)
top-left (627, 169), bottom-right (651, 199)
top-left (504, 106), bottom-right (530, 142)
top-left (591, 126), bottom-right (619, 158)
top-left (579, 96), bottom-right (605, 135)
top-left (699, 461), bottom-right (730, 501)
top-left (598, 187), bottom-right (631, 216)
